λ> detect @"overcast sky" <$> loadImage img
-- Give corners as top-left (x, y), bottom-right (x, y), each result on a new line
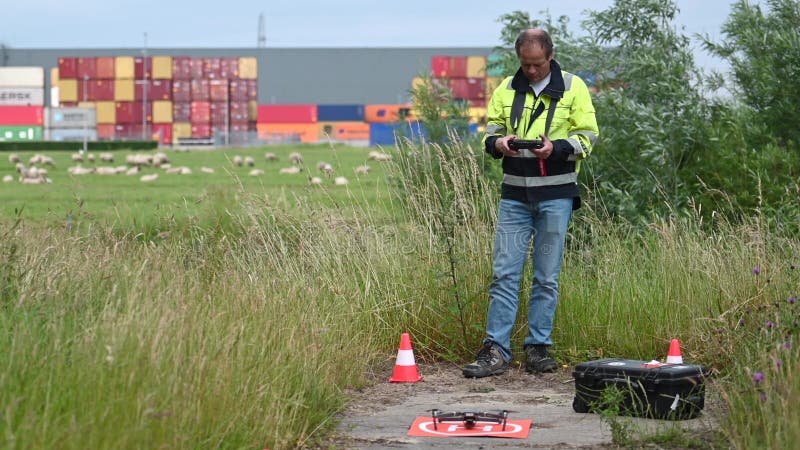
top-left (3, 0), bottom-right (746, 71)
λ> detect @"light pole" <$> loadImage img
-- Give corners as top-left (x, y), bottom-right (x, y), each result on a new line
top-left (142, 32), bottom-right (148, 141)
top-left (82, 74), bottom-right (89, 154)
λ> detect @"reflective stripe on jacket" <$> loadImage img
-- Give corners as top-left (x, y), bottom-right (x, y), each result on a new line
top-left (483, 59), bottom-right (599, 208)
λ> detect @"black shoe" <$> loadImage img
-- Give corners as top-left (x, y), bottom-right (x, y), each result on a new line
top-left (525, 345), bottom-right (557, 373)
top-left (462, 342), bottom-right (509, 378)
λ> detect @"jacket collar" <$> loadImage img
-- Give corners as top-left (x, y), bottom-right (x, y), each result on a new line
top-left (510, 59), bottom-right (565, 99)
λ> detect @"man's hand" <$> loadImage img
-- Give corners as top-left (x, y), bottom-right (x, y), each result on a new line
top-left (495, 135), bottom-right (520, 157)
top-left (532, 134), bottom-right (553, 159)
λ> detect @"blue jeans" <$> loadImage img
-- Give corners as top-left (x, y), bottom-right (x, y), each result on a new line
top-left (484, 197), bottom-right (573, 362)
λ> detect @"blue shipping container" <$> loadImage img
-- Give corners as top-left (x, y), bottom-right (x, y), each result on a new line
top-left (369, 122), bottom-right (476, 147)
top-left (317, 104), bottom-right (365, 122)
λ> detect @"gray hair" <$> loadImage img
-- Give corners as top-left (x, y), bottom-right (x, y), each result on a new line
top-left (514, 29), bottom-right (554, 58)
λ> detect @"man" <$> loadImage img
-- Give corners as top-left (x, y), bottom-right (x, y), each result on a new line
top-left (463, 28), bottom-right (599, 378)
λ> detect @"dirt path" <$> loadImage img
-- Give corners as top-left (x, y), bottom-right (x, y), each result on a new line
top-left (319, 361), bottom-right (720, 449)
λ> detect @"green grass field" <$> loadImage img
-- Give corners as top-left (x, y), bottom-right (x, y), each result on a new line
top-left (0, 144), bottom-right (396, 233)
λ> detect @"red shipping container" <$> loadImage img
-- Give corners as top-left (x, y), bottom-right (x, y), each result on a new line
top-left (96, 57), bottom-right (115, 79)
top-left (172, 57), bottom-right (193, 80)
top-left (209, 80), bottom-right (228, 101)
top-left (247, 79), bottom-right (258, 101)
top-left (191, 123), bottom-right (211, 138)
top-left (449, 79), bottom-right (469, 99)
top-left (88, 79), bottom-right (115, 101)
top-left (190, 59), bottom-right (204, 79)
top-left (468, 99), bottom-right (487, 108)
top-left (466, 78), bottom-right (487, 100)
top-left (230, 101), bottom-right (250, 122)
top-left (203, 58), bottom-right (222, 79)
top-left (191, 101), bottom-right (211, 123)
top-left (229, 80), bottom-right (249, 101)
top-left (257, 104), bottom-right (317, 123)
top-left (113, 124), bottom-right (144, 139)
top-left (58, 57), bottom-right (78, 79)
top-left (210, 102), bottom-right (228, 125)
top-left (135, 79), bottom-right (172, 100)
top-left (134, 57), bottom-right (152, 80)
top-left (115, 101), bottom-right (152, 124)
top-left (0, 106), bottom-right (44, 125)
top-left (173, 102), bottom-right (192, 122)
top-left (220, 58), bottom-right (239, 79)
top-left (96, 124), bottom-right (116, 139)
top-left (431, 56), bottom-right (449, 78)
top-left (76, 57), bottom-right (97, 79)
top-left (191, 79), bottom-right (210, 101)
top-left (152, 123), bottom-right (172, 145)
top-left (172, 80), bottom-right (192, 102)
top-left (448, 57), bottom-right (468, 78)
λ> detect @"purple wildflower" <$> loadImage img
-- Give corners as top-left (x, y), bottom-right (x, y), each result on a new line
top-left (752, 371), bottom-right (765, 384)
top-left (765, 321), bottom-right (776, 329)
top-left (752, 266), bottom-right (761, 275)
top-left (739, 318), bottom-right (746, 326)
top-left (760, 391), bottom-right (768, 402)
top-left (789, 296), bottom-right (796, 305)
top-left (784, 341), bottom-right (792, 350)
top-left (775, 359), bottom-right (782, 369)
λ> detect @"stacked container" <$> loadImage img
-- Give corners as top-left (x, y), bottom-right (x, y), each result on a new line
top-left (256, 104), bottom-right (318, 143)
top-left (0, 67), bottom-right (45, 142)
top-left (317, 104), bottom-right (369, 143)
top-left (56, 56), bottom-right (258, 145)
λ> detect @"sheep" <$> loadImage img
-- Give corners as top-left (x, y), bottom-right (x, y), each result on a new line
top-left (264, 152), bottom-right (278, 161)
top-left (2, 175), bottom-right (13, 183)
top-left (71, 153), bottom-right (84, 162)
top-left (152, 152), bottom-right (170, 167)
top-left (140, 173), bottom-right (158, 182)
top-left (200, 167), bottom-right (215, 174)
top-left (21, 176), bottom-right (51, 184)
top-left (244, 156), bottom-right (255, 167)
top-left (354, 165), bottom-right (370, 175)
top-left (368, 151), bottom-right (392, 162)
top-left (95, 166), bottom-right (118, 175)
top-left (126, 167), bottom-right (140, 176)
top-left (232, 155), bottom-right (243, 167)
top-left (126, 154), bottom-right (152, 167)
top-left (159, 163), bottom-right (172, 170)
top-left (8, 153), bottom-right (20, 164)
top-left (29, 154), bottom-right (55, 166)
top-left (317, 162), bottom-right (334, 176)
top-left (249, 169), bottom-right (264, 176)
top-left (99, 152), bottom-right (114, 163)
top-left (334, 176), bottom-right (349, 185)
top-left (68, 165), bottom-right (95, 175)
top-left (309, 176), bottom-right (323, 184)
top-left (279, 166), bottom-right (301, 174)
top-left (288, 152), bottom-right (303, 165)
top-left (165, 166), bottom-right (191, 175)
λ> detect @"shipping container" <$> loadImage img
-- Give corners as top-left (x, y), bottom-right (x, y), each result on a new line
top-left (203, 58), bottom-right (222, 79)
top-left (151, 123), bottom-right (172, 145)
top-left (96, 101), bottom-right (116, 124)
top-left (58, 79), bottom-right (78, 104)
top-left (448, 57), bottom-right (468, 78)
top-left (257, 104), bottom-right (317, 123)
top-left (0, 87), bottom-right (45, 106)
top-left (114, 79), bottom-right (135, 101)
top-left (317, 104), bottom-right (365, 122)
top-left (113, 124), bottom-right (144, 140)
top-left (247, 80), bottom-right (258, 100)
top-left (191, 59), bottom-right (204, 79)
top-left (88, 79), bottom-right (115, 101)
top-left (468, 107), bottom-right (487, 124)
top-left (364, 104), bottom-right (413, 123)
top-left (229, 80), bottom-right (249, 101)
top-left (134, 57), bottom-right (152, 80)
top-left (369, 121), bottom-right (429, 146)
top-left (449, 79), bottom-right (470, 99)
top-left (50, 128), bottom-right (98, 142)
top-left (220, 58), bottom-right (239, 79)
top-left (238, 57), bottom-right (258, 79)
top-left (191, 123), bottom-right (211, 138)
top-left (172, 80), bottom-right (192, 102)
top-left (466, 56), bottom-right (487, 78)
top-left (209, 80), bottom-right (229, 101)
top-left (50, 68), bottom-right (59, 88)
top-left (256, 123), bottom-right (318, 143)
top-left (0, 106), bottom-right (44, 126)
top-left (486, 53), bottom-right (506, 78)
top-left (229, 101), bottom-right (250, 122)
top-left (172, 57), bottom-right (192, 80)
top-left (467, 99), bottom-right (486, 108)
top-left (318, 121), bottom-right (370, 141)
top-left (190, 101), bottom-right (211, 123)
top-left (191, 79), bottom-right (210, 101)
top-left (96, 57), bottom-right (115, 79)
top-left (49, 107), bottom-right (97, 129)
top-left (58, 58), bottom-right (77, 79)
top-left (0, 125), bottom-right (43, 142)
top-left (115, 102), bottom-right (152, 124)
top-left (172, 122), bottom-right (192, 139)
top-left (248, 100), bottom-right (258, 122)
top-left (153, 100), bottom-right (173, 123)
top-left (136, 79), bottom-right (172, 101)
top-left (152, 56), bottom-right (173, 79)
top-left (173, 102), bottom-right (192, 122)
top-left (0, 67), bottom-right (45, 87)
top-left (76, 57), bottom-right (97, 80)
top-left (431, 56), bottom-right (449, 78)
top-left (115, 56), bottom-right (135, 79)
top-left (97, 123), bottom-right (115, 139)
top-left (466, 78), bottom-right (486, 100)
top-left (210, 102), bottom-right (228, 126)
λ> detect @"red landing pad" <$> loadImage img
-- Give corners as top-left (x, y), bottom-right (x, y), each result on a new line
top-left (407, 416), bottom-right (532, 438)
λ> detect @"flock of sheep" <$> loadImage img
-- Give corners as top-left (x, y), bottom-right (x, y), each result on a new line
top-left (2, 149), bottom-right (393, 186)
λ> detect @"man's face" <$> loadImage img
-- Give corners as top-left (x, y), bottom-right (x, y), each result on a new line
top-left (518, 44), bottom-right (552, 83)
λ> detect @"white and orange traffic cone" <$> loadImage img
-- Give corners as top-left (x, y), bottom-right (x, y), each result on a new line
top-left (666, 338), bottom-right (683, 364)
top-left (389, 333), bottom-right (423, 383)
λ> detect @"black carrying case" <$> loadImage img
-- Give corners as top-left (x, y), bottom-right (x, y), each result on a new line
top-left (572, 358), bottom-right (707, 420)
